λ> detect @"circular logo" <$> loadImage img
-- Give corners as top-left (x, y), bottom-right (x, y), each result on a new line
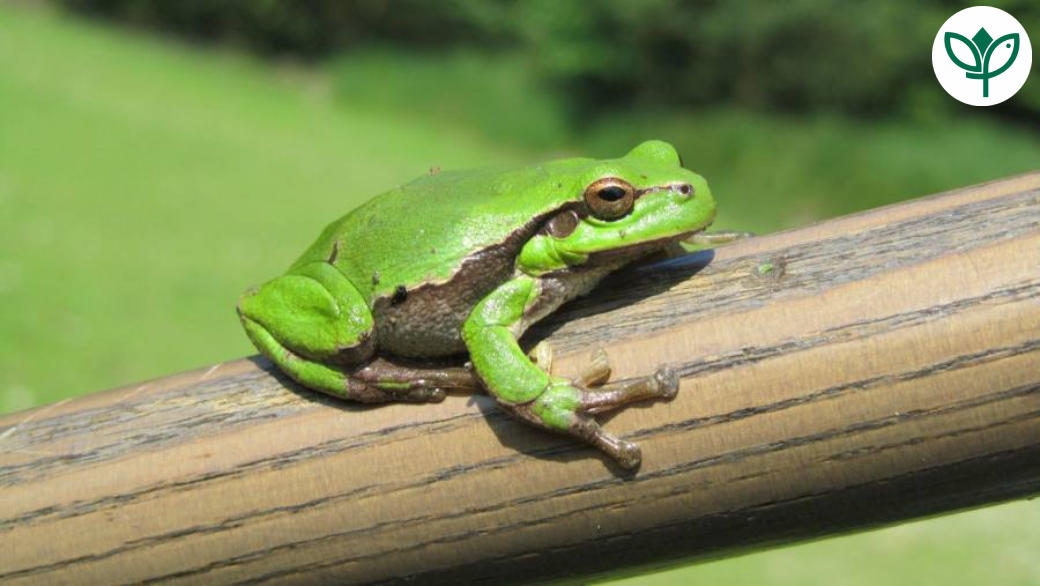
top-left (932, 6), bottom-right (1032, 106)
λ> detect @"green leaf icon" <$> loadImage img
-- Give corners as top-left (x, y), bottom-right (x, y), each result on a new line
top-left (945, 27), bottom-right (1020, 98)
top-left (945, 32), bottom-right (982, 72)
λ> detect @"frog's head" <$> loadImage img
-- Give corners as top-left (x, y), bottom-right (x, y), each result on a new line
top-left (519, 140), bottom-right (716, 273)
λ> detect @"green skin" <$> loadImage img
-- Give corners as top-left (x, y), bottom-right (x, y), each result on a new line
top-left (239, 140), bottom-right (718, 469)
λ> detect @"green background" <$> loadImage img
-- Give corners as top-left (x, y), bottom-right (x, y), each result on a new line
top-left (0, 3), bottom-right (1037, 584)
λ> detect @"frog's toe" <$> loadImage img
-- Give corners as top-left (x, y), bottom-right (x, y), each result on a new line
top-left (576, 347), bottom-right (612, 387)
top-left (577, 364), bottom-right (681, 415)
top-left (653, 365), bottom-right (680, 400)
top-left (527, 341), bottom-right (555, 374)
top-left (571, 416), bottom-right (642, 470)
top-left (615, 441), bottom-right (643, 470)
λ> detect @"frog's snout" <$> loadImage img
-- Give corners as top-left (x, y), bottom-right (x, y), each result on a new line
top-left (236, 286), bottom-right (260, 319)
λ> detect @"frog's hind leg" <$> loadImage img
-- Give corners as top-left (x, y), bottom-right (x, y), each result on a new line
top-left (350, 357), bottom-right (481, 402)
top-left (242, 317), bottom-right (461, 402)
top-left (239, 261), bottom-right (471, 403)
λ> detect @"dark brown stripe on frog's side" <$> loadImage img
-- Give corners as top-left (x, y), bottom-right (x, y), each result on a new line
top-left (369, 206), bottom-right (570, 357)
top-left (371, 178), bottom-right (701, 328)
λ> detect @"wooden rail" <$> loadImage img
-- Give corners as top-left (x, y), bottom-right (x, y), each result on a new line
top-left (1, 173), bottom-right (1038, 585)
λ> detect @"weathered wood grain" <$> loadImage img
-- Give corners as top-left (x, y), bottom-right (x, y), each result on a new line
top-left (1, 173), bottom-right (1038, 585)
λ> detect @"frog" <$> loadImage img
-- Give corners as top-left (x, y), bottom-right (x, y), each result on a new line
top-left (238, 140), bottom-right (720, 469)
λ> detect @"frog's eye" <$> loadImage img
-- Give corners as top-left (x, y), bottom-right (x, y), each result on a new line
top-left (584, 178), bottom-right (636, 220)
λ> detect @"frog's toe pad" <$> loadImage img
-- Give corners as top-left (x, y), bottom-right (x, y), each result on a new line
top-left (616, 441), bottom-right (643, 470)
top-left (528, 341), bottom-right (555, 373)
top-left (653, 366), bottom-right (680, 400)
top-left (577, 347), bottom-right (612, 387)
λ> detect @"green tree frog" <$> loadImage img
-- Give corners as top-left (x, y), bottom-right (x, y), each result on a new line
top-left (238, 140), bottom-right (718, 469)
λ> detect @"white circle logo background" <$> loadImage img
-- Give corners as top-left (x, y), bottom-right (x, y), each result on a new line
top-left (932, 6), bottom-right (1032, 106)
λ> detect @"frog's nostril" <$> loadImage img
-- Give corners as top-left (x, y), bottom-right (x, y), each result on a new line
top-left (677, 184), bottom-right (694, 199)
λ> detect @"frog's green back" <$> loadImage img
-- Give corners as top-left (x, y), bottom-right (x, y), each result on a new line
top-left (292, 158), bottom-right (592, 302)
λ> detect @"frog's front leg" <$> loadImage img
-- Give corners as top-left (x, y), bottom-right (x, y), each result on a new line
top-left (239, 261), bottom-right (473, 402)
top-left (462, 276), bottom-right (678, 469)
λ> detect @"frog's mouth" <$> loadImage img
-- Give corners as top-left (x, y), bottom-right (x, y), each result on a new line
top-left (581, 225), bottom-right (710, 266)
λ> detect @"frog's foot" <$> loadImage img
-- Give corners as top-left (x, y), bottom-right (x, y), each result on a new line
top-left (575, 347), bottom-right (612, 387)
top-left (579, 364), bottom-right (679, 414)
top-left (242, 319), bottom-right (458, 403)
top-left (345, 377), bottom-right (448, 403)
top-left (464, 276), bottom-right (680, 469)
top-left (529, 344), bottom-right (613, 385)
top-left (510, 351), bottom-right (680, 470)
top-left (239, 261), bottom-right (479, 404)
top-left (527, 341), bottom-right (555, 374)
top-left (350, 357), bottom-right (481, 403)
top-left (569, 416), bottom-right (643, 470)
top-left (568, 347), bottom-right (677, 409)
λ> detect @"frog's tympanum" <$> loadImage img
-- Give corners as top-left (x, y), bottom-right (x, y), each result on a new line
top-left (239, 140), bottom-right (718, 469)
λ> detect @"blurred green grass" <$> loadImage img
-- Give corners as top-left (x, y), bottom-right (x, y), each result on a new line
top-left (0, 5), bottom-right (1037, 586)
top-left (0, 5), bottom-right (522, 408)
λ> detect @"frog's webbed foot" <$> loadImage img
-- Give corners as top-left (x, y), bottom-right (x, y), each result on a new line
top-left (516, 348), bottom-right (680, 470)
top-left (529, 343), bottom-right (614, 386)
top-left (464, 276), bottom-right (681, 470)
top-left (350, 357), bottom-right (481, 403)
top-left (567, 347), bottom-right (678, 408)
top-left (575, 347), bottom-right (612, 386)
top-left (578, 360), bottom-right (679, 414)
top-left (527, 341), bottom-right (555, 373)
top-left (345, 378), bottom-right (448, 403)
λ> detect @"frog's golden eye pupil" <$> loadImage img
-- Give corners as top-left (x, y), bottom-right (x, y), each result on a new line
top-left (597, 186), bottom-right (627, 202)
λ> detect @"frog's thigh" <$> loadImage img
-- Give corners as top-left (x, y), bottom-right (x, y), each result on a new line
top-left (239, 261), bottom-right (374, 363)
top-left (239, 261), bottom-right (381, 398)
